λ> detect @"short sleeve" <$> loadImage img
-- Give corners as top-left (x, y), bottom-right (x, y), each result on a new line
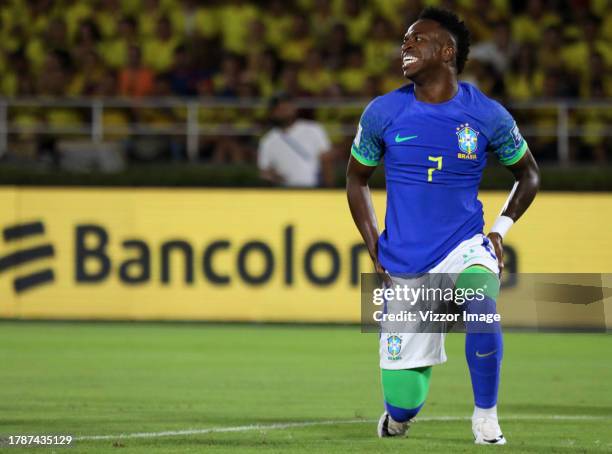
top-left (351, 98), bottom-right (386, 166)
top-left (488, 101), bottom-right (528, 166)
top-left (257, 136), bottom-right (272, 170)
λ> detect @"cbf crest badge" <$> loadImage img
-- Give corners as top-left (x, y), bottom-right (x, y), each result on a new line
top-left (456, 123), bottom-right (479, 160)
top-left (386, 334), bottom-right (402, 360)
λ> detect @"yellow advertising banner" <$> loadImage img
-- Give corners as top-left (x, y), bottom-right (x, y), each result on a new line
top-left (0, 188), bottom-right (611, 322)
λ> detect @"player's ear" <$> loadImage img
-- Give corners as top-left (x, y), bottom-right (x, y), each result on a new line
top-left (442, 42), bottom-right (455, 66)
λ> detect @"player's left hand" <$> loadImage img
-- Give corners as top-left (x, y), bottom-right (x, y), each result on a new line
top-left (487, 232), bottom-right (504, 275)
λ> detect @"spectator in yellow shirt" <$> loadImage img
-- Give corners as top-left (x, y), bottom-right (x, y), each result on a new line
top-left (504, 44), bottom-right (543, 101)
top-left (262, 0), bottom-right (292, 51)
top-left (244, 48), bottom-right (280, 99)
top-left (562, 14), bottom-right (612, 77)
top-left (168, 0), bottom-right (198, 37)
top-left (337, 0), bottom-right (373, 46)
top-left (25, 0), bottom-right (58, 38)
top-left (363, 16), bottom-right (396, 75)
top-left (512, 0), bottom-right (560, 43)
top-left (70, 50), bottom-right (107, 96)
top-left (139, 0), bottom-right (165, 39)
top-left (338, 48), bottom-right (368, 95)
top-left (310, 0), bottom-right (336, 44)
top-left (27, 17), bottom-right (69, 74)
top-left (95, 0), bottom-right (120, 40)
top-left (63, 0), bottom-right (92, 42)
top-left (537, 25), bottom-right (564, 72)
top-left (218, 0), bottom-right (258, 55)
top-left (462, 0), bottom-right (504, 43)
top-left (143, 16), bottom-right (181, 73)
top-left (280, 16), bottom-right (313, 63)
top-left (298, 49), bottom-right (334, 95)
top-left (100, 16), bottom-right (139, 68)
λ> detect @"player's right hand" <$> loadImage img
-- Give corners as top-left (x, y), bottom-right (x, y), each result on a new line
top-left (374, 260), bottom-right (393, 287)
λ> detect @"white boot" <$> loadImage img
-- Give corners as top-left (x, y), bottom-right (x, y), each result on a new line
top-left (377, 412), bottom-right (413, 438)
top-left (472, 417), bottom-right (506, 445)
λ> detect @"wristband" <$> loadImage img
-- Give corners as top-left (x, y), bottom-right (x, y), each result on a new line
top-left (490, 215), bottom-right (514, 239)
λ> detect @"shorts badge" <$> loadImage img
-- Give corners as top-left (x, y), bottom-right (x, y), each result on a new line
top-left (386, 334), bottom-right (402, 360)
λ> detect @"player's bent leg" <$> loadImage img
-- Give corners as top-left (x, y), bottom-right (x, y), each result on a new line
top-left (378, 367), bottom-right (431, 438)
top-left (456, 265), bottom-right (506, 445)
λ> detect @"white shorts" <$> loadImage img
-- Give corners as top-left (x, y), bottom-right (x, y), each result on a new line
top-left (379, 233), bottom-right (499, 370)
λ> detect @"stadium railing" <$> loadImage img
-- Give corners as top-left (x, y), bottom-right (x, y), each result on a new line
top-left (0, 97), bottom-right (610, 165)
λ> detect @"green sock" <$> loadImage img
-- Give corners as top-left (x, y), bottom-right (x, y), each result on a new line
top-left (381, 367), bottom-right (432, 420)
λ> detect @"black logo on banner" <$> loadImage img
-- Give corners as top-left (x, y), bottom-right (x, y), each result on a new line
top-left (0, 221), bottom-right (55, 293)
top-left (0, 222), bottom-right (522, 292)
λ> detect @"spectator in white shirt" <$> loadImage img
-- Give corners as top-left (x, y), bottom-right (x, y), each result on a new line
top-left (258, 94), bottom-right (334, 187)
top-left (470, 21), bottom-right (516, 74)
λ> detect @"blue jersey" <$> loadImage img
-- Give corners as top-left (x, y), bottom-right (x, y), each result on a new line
top-left (351, 82), bottom-right (527, 274)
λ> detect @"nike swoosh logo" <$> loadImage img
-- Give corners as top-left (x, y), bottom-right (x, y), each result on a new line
top-left (476, 349), bottom-right (497, 358)
top-left (395, 134), bottom-right (418, 143)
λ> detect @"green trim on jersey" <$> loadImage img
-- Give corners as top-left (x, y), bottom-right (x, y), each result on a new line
top-left (499, 140), bottom-right (528, 166)
top-left (351, 144), bottom-right (380, 166)
top-left (381, 367), bottom-right (432, 409)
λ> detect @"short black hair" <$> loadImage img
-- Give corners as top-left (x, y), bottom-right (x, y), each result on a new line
top-left (268, 92), bottom-right (293, 110)
top-left (418, 7), bottom-right (470, 74)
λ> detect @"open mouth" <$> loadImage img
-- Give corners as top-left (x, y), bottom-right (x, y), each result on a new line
top-left (402, 55), bottom-right (419, 67)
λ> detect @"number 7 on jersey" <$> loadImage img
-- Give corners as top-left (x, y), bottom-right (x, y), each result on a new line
top-left (428, 156), bottom-right (443, 182)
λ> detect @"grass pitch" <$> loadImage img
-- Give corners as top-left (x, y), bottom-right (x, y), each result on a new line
top-left (0, 322), bottom-right (610, 453)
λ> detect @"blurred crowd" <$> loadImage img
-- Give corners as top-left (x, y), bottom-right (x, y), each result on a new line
top-left (0, 0), bottom-right (610, 165)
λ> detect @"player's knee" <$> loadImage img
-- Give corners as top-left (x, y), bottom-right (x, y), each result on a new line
top-left (456, 265), bottom-right (500, 300)
top-left (381, 367), bottom-right (431, 421)
top-left (457, 265), bottom-right (501, 333)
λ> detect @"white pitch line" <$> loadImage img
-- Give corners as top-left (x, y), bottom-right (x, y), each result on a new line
top-left (75, 414), bottom-right (611, 441)
top-left (76, 419), bottom-right (368, 441)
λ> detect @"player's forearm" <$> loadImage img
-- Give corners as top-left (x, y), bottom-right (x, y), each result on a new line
top-left (501, 150), bottom-right (540, 222)
top-left (346, 176), bottom-right (380, 262)
top-left (500, 174), bottom-right (539, 222)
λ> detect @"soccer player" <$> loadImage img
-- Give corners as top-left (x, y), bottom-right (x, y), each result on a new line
top-left (346, 8), bottom-right (540, 445)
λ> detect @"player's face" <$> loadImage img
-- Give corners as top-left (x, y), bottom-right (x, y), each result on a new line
top-left (401, 19), bottom-right (452, 79)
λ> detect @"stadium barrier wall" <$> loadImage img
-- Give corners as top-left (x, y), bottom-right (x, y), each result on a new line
top-left (0, 188), bottom-right (611, 326)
